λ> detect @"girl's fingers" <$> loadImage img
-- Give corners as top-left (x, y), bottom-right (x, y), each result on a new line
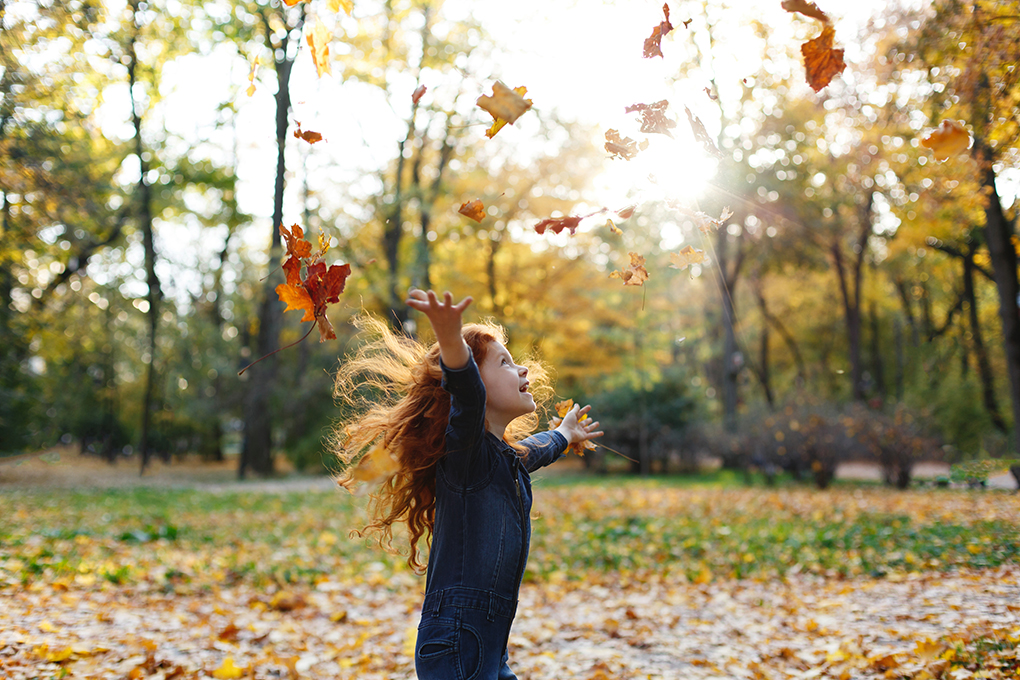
top-left (454, 296), bottom-right (473, 312)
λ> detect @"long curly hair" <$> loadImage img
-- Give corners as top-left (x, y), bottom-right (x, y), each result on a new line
top-left (327, 314), bottom-right (553, 573)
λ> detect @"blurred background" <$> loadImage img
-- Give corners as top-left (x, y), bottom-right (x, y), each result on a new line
top-left (2, 0), bottom-right (1018, 489)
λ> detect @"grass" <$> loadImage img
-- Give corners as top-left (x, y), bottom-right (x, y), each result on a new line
top-left (2, 478), bottom-right (1018, 592)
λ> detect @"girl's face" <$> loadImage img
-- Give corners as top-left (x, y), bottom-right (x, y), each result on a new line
top-left (478, 341), bottom-right (535, 432)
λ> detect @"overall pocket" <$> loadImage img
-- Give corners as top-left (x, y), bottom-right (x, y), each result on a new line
top-left (415, 614), bottom-right (483, 680)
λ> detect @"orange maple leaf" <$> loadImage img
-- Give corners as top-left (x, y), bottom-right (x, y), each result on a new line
top-left (458, 199), bottom-right (486, 222)
top-left (625, 100), bottom-right (676, 137)
top-left (921, 120), bottom-right (971, 161)
top-left (477, 82), bottom-right (533, 138)
top-left (281, 224), bottom-right (312, 259)
top-left (306, 18), bottom-right (331, 78)
top-left (605, 130), bottom-right (644, 160)
top-left (276, 282), bottom-right (315, 322)
top-left (609, 252), bottom-right (649, 286)
top-left (535, 215), bottom-right (583, 236)
top-left (643, 3), bottom-right (674, 59)
top-left (294, 123), bottom-right (323, 144)
top-left (549, 399), bottom-right (597, 457)
top-left (801, 25), bottom-right (845, 92)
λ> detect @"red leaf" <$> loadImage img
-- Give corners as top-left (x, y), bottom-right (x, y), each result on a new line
top-left (535, 216), bottom-right (583, 236)
top-left (411, 84), bottom-right (427, 105)
top-left (294, 123), bottom-right (323, 144)
top-left (280, 224), bottom-right (312, 259)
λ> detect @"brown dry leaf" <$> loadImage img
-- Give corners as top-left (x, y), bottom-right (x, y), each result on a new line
top-left (605, 129), bottom-right (642, 160)
top-left (246, 55), bottom-right (259, 97)
top-left (781, 0), bottom-right (830, 23)
top-left (616, 206), bottom-right (636, 220)
top-left (306, 18), bottom-right (332, 78)
top-left (669, 245), bottom-right (705, 273)
top-left (328, 0), bottom-right (353, 15)
top-left (921, 120), bottom-right (971, 161)
top-left (643, 3), bottom-right (674, 59)
top-left (478, 82), bottom-right (533, 138)
top-left (609, 252), bottom-right (649, 286)
top-left (411, 84), bottom-right (427, 105)
top-left (293, 123), bottom-right (323, 144)
top-left (685, 106), bottom-right (723, 158)
top-left (625, 100), bottom-right (676, 137)
top-left (535, 215), bottom-right (583, 236)
top-left (458, 199), bottom-right (486, 222)
top-left (801, 25), bottom-right (845, 91)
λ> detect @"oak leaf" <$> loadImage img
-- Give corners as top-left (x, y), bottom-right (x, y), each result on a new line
top-left (609, 252), bottom-right (649, 286)
top-left (670, 245), bottom-right (705, 273)
top-left (306, 18), bottom-right (332, 78)
top-left (535, 215), bottom-right (583, 236)
top-left (781, 0), bottom-right (830, 23)
top-left (605, 129), bottom-right (642, 160)
top-left (643, 3), bottom-right (674, 59)
top-left (458, 200), bottom-right (486, 222)
top-left (477, 82), bottom-right (532, 138)
top-left (294, 123), bottom-right (323, 144)
top-left (921, 120), bottom-right (971, 161)
top-left (626, 100), bottom-right (676, 137)
top-left (549, 399), bottom-right (597, 457)
top-left (801, 25), bottom-right (845, 91)
top-left (328, 0), bottom-right (353, 15)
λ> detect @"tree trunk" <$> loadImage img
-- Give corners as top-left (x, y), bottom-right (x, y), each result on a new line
top-left (869, 300), bottom-right (885, 398)
top-left (963, 241), bottom-right (1007, 432)
top-left (127, 1), bottom-right (160, 475)
top-left (715, 227), bottom-right (741, 432)
top-left (751, 281), bottom-right (775, 407)
top-left (975, 141), bottom-right (1020, 452)
top-left (241, 9), bottom-right (298, 478)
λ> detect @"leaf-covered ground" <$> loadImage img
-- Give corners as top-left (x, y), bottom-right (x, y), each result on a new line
top-left (1, 461), bottom-right (1018, 679)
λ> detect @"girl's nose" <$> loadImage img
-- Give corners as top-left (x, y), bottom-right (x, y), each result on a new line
top-left (518, 365), bottom-right (528, 377)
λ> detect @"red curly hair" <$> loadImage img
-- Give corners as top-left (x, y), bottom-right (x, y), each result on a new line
top-left (328, 314), bottom-right (552, 573)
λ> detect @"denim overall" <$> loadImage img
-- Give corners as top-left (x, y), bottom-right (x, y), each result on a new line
top-left (414, 356), bottom-right (566, 680)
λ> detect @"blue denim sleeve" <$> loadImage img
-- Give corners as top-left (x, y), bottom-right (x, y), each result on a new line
top-left (520, 430), bottom-right (568, 473)
top-left (440, 356), bottom-right (487, 484)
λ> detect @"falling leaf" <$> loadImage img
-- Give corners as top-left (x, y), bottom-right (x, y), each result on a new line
top-left (294, 123), bottom-right (323, 144)
top-left (535, 215), bottom-right (583, 236)
top-left (549, 399), bottom-right (597, 457)
top-left (246, 55), bottom-right (260, 97)
top-left (670, 245), bottom-right (705, 273)
top-left (801, 25), bottom-right (845, 91)
top-left (609, 252), bottom-right (649, 286)
top-left (276, 283), bottom-right (315, 322)
top-left (478, 82), bottom-right (532, 138)
top-left (604, 129), bottom-right (642, 160)
top-left (673, 204), bottom-right (733, 232)
top-left (685, 106), bottom-right (723, 158)
top-left (780, 0), bottom-right (830, 23)
top-left (921, 120), bottom-right (971, 161)
top-left (411, 84), bottom-right (427, 105)
top-left (306, 18), bottom-right (332, 78)
top-left (274, 224), bottom-right (352, 342)
top-left (625, 100), bottom-right (676, 137)
top-left (458, 199), bottom-right (486, 222)
top-left (616, 206), bottom-right (636, 220)
top-left (281, 224), bottom-right (312, 260)
top-left (643, 3), bottom-right (674, 59)
top-left (328, 0), bottom-right (353, 15)
top-left (212, 656), bottom-right (245, 679)
top-left (606, 219), bottom-right (623, 235)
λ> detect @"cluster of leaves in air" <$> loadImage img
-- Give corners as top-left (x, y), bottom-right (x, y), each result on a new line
top-left (549, 399), bottom-right (598, 456)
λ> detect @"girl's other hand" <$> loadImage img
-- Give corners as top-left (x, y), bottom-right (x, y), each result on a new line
top-left (556, 403), bottom-right (603, 446)
top-left (406, 288), bottom-right (473, 369)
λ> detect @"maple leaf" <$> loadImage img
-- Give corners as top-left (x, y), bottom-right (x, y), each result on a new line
top-left (609, 252), bottom-right (649, 286)
top-left (625, 100), bottom-right (676, 137)
top-left (643, 3), bottom-right (674, 59)
top-left (801, 25), bottom-right (845, 91)
top-left (276, 282), bottom-right (315, 322)
top-left (246, 55), bottom-right (259, 97)
top-left (306, 18), bottom-right (332, 78)
top-left (293, 123), bottom-right (323, 144)
top-left (535, 215), bottom-right (583, 236)
top-left (458, 199), bottom-right (486, 222)
top-left (605, 129), bottom-right (644, 160)
top-left (685, 106), bottom-right (723, 158)
top-left (549, 399), bottom-right (597, 457)
top-left (477, 82), bottom-right (533, 138)
top-left (328, 0), bottom-right (353, 15)
top-left (921, 120), bottom-right (971, 161)
top-left (670, 245), bottom-right (705, 274)
top-left (781, 0), bottom-right (830, 23)
top-left (411, 84), bottom-right (427, 105)
top-left (280, 224), bottom-right (312, 260)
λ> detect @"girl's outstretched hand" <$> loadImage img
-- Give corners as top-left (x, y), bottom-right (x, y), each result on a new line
top-left (406, 288), bottom-right (473, 369)
top-left (555, 403), bottom-right (604, 447)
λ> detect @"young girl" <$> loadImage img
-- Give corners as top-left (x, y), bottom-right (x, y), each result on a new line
top-left (331, 288), bottom-right (602, 680)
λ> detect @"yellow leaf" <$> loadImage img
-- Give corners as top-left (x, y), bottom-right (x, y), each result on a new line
top-left (212, 656), bottom-right (245, 679)
top-left (329, 0), bottom-right (354, 14)
top-left (669, 245), bottom-right (705, 272)
top-left (477, 82), bottom-right (532, 138)
top-left (694, 567), bottom-right (712, 584)
top-left (247, 55), bottom-right (260, 97)
top-left (306, 18), bottom-right (331, 78)
top-left (921, 119), bottom-right (971, 161)
top-left (46, 646), bottom-right (75, 662)
top-left (38, 620), bottom-right (58, 633)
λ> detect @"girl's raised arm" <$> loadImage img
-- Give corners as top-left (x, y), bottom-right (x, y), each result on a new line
top-left (406, 289), bottom-right (473, 368)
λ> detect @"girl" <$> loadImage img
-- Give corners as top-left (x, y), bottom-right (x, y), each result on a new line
top-left (330, 289), bottom-right (602, 680)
